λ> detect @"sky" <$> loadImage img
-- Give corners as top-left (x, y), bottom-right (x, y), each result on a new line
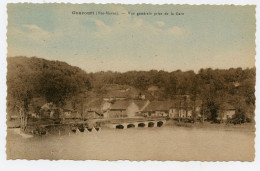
top-left (7, 4), bottom-right (256, 72)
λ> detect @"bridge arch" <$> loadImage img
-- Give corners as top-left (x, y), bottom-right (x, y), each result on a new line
top-left (157, 121), bottom-right (164, 127)
top-left (78, 127), bottom-right (85, 132)
top-left (138, 123), bottom-right (146, 127)
top-left (148, 122), bottom-right (155, 127)
top-left (87, 128), bottom-right (93, 132)
top-left (116, 124), bottom-right (124, 129)
top-left (127, 124), bottom-right (135, 128)
top-left (71, 127), bottom-right (77, 133)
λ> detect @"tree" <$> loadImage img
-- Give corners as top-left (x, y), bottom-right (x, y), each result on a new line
top-left (7, 61), bottom-right (36, 131)
top-left (35, 59), bottom-right (91, 108)
top-left (7, 57), bottom-right (92, 130)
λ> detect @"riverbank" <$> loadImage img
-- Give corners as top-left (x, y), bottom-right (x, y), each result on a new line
top-left (7, 118), bottom-right (255, 137)
top-left (11, 128), bottom-right (34, 138)
top-left (165, 119), bottom-right (255, 133)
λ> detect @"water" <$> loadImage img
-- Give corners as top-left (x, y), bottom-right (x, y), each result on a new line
top-left (6, 126), bottom-right (255, 161)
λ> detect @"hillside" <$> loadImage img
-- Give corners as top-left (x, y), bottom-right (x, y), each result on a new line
top-left (7, 56), bottom-right (92, 117)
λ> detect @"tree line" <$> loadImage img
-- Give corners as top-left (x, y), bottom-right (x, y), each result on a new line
top-left (7, 57), bottom-right (255, 130)
top-left (89, 68), bottom-right (255, 122)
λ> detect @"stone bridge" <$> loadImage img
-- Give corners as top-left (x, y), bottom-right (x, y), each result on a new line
top-left (107, 120), bottom-right (167, 129)
top-left (38, 118), bottom-right (167, 135)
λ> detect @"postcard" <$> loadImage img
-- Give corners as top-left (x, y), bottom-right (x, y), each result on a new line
top-left (6, 3), bottom-right (256, 161)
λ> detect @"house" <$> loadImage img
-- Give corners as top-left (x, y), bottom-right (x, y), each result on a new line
top-left (83, 98), bottom-right (104, 119)
top-left (40, 102), bottom-right (60, 119)
top-left (28, 97), bottom-right (46, 118)
top-left (143, 101), bottom-right (174, 117)
top-left (133, 100), bottom-right (150, 117)
top-left (67, 111), bottom-right (82, 119)
top-left (101, 101), bottom-right (112, 112)
top-left (134, 100), bottom-right (150, 111)
top-left (168, 97), bottom-right (202, 119)
top-left (143, 99), bottom-right (200, 119)
top-left (60, 101), bottom-right (83, 120)
top-left (219, 103), bottom-right (236, 120)
top-left (63, 109), bottom-right (73, 119)
top-left (176, 108), bottom-right (192, 118)
top-left (107, 100), bottom-right (139, 118)
top-left (84, 110), bottom-right (103, 119)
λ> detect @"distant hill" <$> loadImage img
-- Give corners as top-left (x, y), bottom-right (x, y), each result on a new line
top-left (7, 56), bottom-right (89, 80)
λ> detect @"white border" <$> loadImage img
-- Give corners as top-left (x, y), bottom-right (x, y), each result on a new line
top-left (0, 1), bottom-right (259, 171)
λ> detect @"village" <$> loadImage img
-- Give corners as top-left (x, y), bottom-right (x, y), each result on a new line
top-left (4, 4), bottom-right (256, 162)
top-left (8, 84), bottom-right (238, 130)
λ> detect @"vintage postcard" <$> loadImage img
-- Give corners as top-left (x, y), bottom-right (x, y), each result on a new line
top-left (5, 3), bottom-right (256, 161)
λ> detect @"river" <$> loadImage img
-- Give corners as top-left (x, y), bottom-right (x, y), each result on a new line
top-left (6, 125), bottom-right (255, 161)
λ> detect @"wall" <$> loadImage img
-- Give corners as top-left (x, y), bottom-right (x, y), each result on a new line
top-left (108, 110), bottom-right (127, 118)
top-left (169, 108), bottom-right (178, 118)
top-left (101, 101), bottom-right (111, 112)
top-left (169, 108), bottom-right (192, 118)
top-left (126, 102), bottom-right (139, 117)
top-left (155, 111), bottom-right (168, 117)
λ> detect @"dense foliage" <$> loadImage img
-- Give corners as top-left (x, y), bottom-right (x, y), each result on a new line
top-left (89, 67), bottom-right (255, 121)
top-left (7, 56), bottom-right (255, 124)
top-left (7, 56), bottom-right (91, 127)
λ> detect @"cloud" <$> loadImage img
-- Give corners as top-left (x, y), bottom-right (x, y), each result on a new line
top-left (94, 19), bottom-right (106, 27)
top-left (91, 14), bottom-right (188, 39)
top-left (93, 19), bottom-right (112, 37)
top-left (22, 24), bottom-right (52, 40)
top-left (8, 6), bottom-right (190, 66)
top-left (156, 21), bottom-right (165, 27)
top-left (23, 24), bottom-right (42, 30)
top-left (7, 24), bottom-right (64, 56)
top-left (166, 26), bottom-right (187, 36)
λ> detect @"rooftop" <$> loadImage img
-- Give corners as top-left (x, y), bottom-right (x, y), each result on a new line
top-left (143, 101), bottom-right (174, 112)
top-left (110, 100), bottom-right (134, 110)
top-left (133, 100), bottom-right (149, 110)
